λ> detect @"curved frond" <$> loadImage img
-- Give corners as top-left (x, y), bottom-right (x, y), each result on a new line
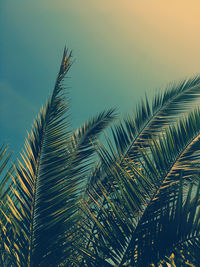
top-left (87, 78), bottom-right (200, 191)
top-left (70, 109), bottom-right (117, 163)
top-left (2, 48), bottom-right (200, 267)
top-left (112, 76), bottom-right (200, 159)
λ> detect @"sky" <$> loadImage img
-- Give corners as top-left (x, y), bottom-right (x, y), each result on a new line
top-left (1, 0), bottom-right (200, 157)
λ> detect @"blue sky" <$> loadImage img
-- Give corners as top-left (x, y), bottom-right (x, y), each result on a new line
top-left (1, 0), bottom-right (200, 157)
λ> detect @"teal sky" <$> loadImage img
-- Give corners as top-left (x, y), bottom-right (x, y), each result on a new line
top-left (1, 0), bottom-right (200, 156)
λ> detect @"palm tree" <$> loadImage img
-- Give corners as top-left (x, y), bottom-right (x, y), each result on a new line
top-left (1, 48), bottom-right (200, 266)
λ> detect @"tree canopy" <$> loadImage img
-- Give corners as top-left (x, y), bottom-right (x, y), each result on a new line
top-left (0, 49), bottom-right (200, 266)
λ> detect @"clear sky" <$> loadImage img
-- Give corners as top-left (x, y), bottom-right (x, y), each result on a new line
top-left (1, 0), bottom-right (200, 156)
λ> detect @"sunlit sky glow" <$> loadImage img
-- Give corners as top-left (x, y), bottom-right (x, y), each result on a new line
top-left (1, 0), bottom-right (200, 155)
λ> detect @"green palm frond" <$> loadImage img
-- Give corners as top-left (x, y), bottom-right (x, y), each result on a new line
top-left (0, 48), bottom-right (85, 267)
top-left (112, 76), bottom-right (200, 158)
top-left (86, 108), bottom-right (200, 222)
top-left (70, 109), bottom-right (117, 163)
top-left (87, 78), bottom-right (200, 191)
top-left (1, 47), bottom-right (200, 267)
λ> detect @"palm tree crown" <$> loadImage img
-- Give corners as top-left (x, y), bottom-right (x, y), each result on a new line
top-left (1, 48), bottom-right (200, 267)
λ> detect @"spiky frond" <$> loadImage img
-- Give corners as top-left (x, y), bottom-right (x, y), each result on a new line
top-left (81, 106), bottom-right (200, 266)
top-left (86, 77), bottom-right (200, 192)
top-left (1, 48), bottom-right (200, 267)
top-left (0, 48), bottom-right (118, 267)
top-left (112, 77), bottom-right (200, 159)
top-left (126, 180), bottom-right (200, 266)
top-left (70, 109), bottom-right (117, 163)
top-left (0, 49), bottom-right (83, 267)
top-left (82, 152), bottom-right (200, 266)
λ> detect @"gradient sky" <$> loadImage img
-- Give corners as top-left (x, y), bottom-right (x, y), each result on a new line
top-left (1, 0), bottom-right (200, 157)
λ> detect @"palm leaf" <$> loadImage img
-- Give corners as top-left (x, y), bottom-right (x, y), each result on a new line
top-left (112, 76), bottom-right (200, 159)
top-left (70, 109), bottom-right (117, 163)
top-left (1, 48), bottom-right (85, 267)
top-left (87, 78), bottom-right (200, 191)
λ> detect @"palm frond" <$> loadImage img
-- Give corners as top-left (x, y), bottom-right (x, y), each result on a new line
top-left (87, 78), bottom-right (200, 191)
top-left (0, 48), bottom-right (86, 267)
top-left (112, 76), bottom-right (200, 159)
top-left (70, 109), bottom-right (117, 163)
top-left (2, 47), bottom-right (200, 267)
top-left (86, 107), bottom-right (200, 216)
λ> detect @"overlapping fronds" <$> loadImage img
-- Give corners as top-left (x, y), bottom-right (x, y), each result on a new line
top-left (127, 180), bottom-right (200, 266)
top-left (82, 151), bottom-right (200, 266)
top-left (79, 140), bottom-right (158, 265)
top-left (0, 48), bottom-right (117, 267)
top-left (136, 108), bottom-right (200, 215)
top-left (123, 107), bottom-right (200, 265)
top-left (81, 107), bottom-right (200, 266)
top-left (87, 77), bottom-right (200, 191)
top-left (1, 48), bottom-right (200, 267)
